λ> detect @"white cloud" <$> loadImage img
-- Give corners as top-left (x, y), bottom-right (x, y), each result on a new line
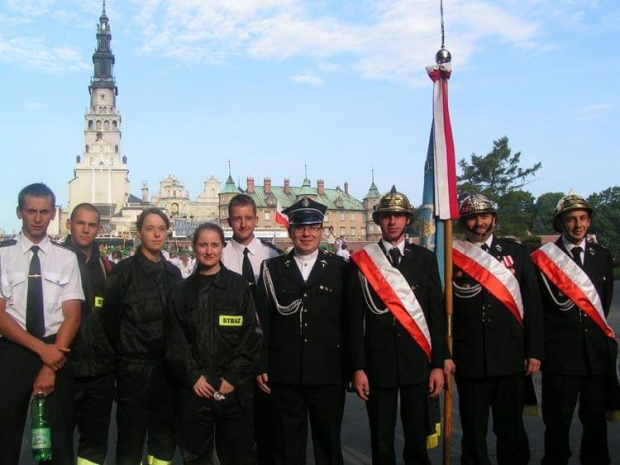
top-left (22, 102), bottom-right (50, 110)
top-left (292, 72), bottom-right (324, 85)
top-left (0, 34), bottom-right (89, 73)
top-left (575, 103), bottom-right (612, 122)
top-left (124, 0), bottom-right (548, 84)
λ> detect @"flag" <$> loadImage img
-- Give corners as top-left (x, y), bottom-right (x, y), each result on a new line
top-left (275, 200), bottom-right (289, 229)
top-left (426, 61), bottom-right (459, 220)
top-left (420, 126), bottom-right (446, 287)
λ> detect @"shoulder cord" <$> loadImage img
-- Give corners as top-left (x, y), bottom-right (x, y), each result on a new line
top-left (453, 280), bottom-right (482, 298)
top-left (262, 265), bottom-right (303, 317)
top-left (359, 271), bottom-right (388, 315)
top-left (540, 273), bottom-right (574, 311)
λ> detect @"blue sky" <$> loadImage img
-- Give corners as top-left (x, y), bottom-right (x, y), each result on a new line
top-left (1, 0), bottom-right (618, 234)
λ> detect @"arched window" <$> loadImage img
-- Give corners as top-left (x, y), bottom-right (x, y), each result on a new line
top-left (104, 120), bottom-right (110, 130)
top-left (96, 120), bottom-right (102, 130)
top-left (115, 145), bottom-right (119, 154)
top-left (112, 121), bottom-right (117, 129)
top-left (88, 120), bottom-right (94, 130)
top-left (85, 145), bottom-right (89, 153)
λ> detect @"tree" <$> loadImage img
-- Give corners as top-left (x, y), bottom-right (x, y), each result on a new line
top-left (530, 192), bottom-right (565, 235)
top-left (587, 186), bottom-right (620, 260)
top-left (457, 136), bottom-right (542, 201)
top-left (496, 190), bottom-right (535, 237)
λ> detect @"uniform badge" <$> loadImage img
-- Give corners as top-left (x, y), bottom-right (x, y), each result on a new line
top-left (456, 271), bottom-right (463, 278)
top-left (302, 198), bottom-right (310, 207)
top-left (94, 296), bottom-right (104, 308)
top-left (495, 244), bottom-right (503, 252)
top-left (320, 259), bottom-right (328, 268)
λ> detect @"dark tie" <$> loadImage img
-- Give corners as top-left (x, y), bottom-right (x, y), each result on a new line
top-left (242, 248), bottom-right (255, 290)
top-left (481, 244), bottom-right (489, 252)
top-left (571, 246), bottom-right (583, 267)
top-left (389, 248), bottom-right (401, 268)
top-left (27, 246), bottom-right (45, 339)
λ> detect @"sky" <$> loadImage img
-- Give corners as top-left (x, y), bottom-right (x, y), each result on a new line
top-left (0, 0), bottom-right (618, 234)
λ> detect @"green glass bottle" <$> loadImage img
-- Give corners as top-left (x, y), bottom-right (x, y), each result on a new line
top-left (31, 394), bottom-right (52, 461)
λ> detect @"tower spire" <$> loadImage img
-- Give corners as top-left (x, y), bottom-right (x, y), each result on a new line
top-left (90, 1), bottom-right (117, 95)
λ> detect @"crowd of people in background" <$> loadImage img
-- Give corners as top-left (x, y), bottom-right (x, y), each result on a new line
top-left (0, 183), bottom-right (617, 465)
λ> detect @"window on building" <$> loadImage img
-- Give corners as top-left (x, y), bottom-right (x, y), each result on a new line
top-left (340, 227), bottom-right (346, 236)
top-left (104, 120), bottom-right (110, 130)
top-left (350, 213), bottom-right (356, 221)
top-left (324, 213), bottom-right (329, 223)
top-left (340, 213), bottom-right (345, 221)
top-left (85, 145), bottom-right (89, 153)
top-left (96, 121), bottom-right (101, 130)
top-left (265, 212), bottom-right (271, 221)
top-left (88, 120), bottom-right (94, 130)
top-left (112, 121), bottom-right (118, 129)
top-left (115, 145), bottom-right (118, 154)
top-left (351, 227), bottom-right (356, 237)
top-left (361, 228), bottom-right (367, 237)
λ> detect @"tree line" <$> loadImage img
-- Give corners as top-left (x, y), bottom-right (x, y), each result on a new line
top-left (413, 136), bottom-right (620, 261)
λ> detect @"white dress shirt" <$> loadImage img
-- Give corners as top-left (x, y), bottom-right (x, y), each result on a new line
top-left (381, 238), bottom-right (406, 265)
top-left (562, 236), bottom-right (586, 263)
top-left (221, 236), bottom-right (280, 284)
top-left (293, 249), bottom-right (319, 281)
top-left (0, 233), bottom-right (84, 338)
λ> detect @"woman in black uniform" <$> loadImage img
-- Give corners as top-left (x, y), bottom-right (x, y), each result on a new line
top-left (167, 223), bottom-right (262, 465)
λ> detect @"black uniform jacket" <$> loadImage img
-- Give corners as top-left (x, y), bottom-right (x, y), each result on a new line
top-left (348, 242), bottom-right (447, 388)
top-left (255, 249), bottom-right (351, 385)
top-left (166, 266), bottom-right (262, 391)
top-left (101, 249), bottom-right (182, 360)
top-left (536, 238), bottom-right (614, 376)
top-left (64, 236), bottom-right (116, 377)
top-left (452, 236), bottom-right (544, 378)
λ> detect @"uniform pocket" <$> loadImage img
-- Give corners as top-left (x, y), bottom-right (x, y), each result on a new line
top-left (42, 271), bottom-right (70, 308)
top-left (1, 271), bottom-right (25, 307)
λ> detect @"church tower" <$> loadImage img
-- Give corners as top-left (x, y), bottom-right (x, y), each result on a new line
top-left (67, 1), bottom-right (129, 231)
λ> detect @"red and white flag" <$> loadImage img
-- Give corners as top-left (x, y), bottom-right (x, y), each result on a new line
top-left (426, 62), bottom-right (459, 220)
top-left (275, 200), bottom-right (289, 229)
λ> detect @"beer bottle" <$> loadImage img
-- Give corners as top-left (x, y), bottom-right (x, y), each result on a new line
top-left (31, 393), bottom-right (52, 461)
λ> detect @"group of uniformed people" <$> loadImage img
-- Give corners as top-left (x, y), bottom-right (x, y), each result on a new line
top-left (0, 182), bottom-right (617, 465)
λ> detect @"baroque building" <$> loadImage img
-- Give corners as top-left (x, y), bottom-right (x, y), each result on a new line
top-left (61, 4), bottom-right (386, 242)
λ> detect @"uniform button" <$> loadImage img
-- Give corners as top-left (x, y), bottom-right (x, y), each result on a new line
top-left (397, 333), bottom-right (401, 338)
top-left (304, 323), bottom-right (308, 327)
top-left (304, 338), bottom-right (308, 343)
top-left (303, 293), bottom-right (308, 297)
top-left (319, 285), bottom-right (324, 289)
top-left (303, 309), bottom-right (308, 313)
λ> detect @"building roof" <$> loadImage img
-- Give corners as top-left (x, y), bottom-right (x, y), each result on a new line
top-left (221, 175), bottom-right (239, 194)
top-left (245, 184), bottom-right (365, 211)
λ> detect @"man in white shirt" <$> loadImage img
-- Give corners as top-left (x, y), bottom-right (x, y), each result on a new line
top-left (0, 183), bottom-right (84, 464)
top-left (221, 193), bottom-right (279, 464)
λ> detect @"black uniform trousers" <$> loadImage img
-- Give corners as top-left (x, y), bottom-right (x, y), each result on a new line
top-left (254, 385), bottom-right (275, 465)
top-left (0, 336), bottom-right (74, 465)
top-left (74, 372), bottom-right (115, 464)
top-left (270, 383), bottom-right (345, 465)
top-left (175, 386), bottom-right (256, 465)
top-left (456, 374), bottom-right (530, 465)
top-left (115, 358), bottom-right (176, 465)
top-left (541, 373), bottom-right (610, 465)
top-left (366, 383), bottom-right (431, 465)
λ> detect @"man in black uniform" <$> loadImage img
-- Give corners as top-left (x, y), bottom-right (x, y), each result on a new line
top-left (450, 194), bottom-right (544, 465)
top-left (348, 186), bottom-right (447, 465)
top-left (531, 193), bottom-right (617, 465)
top-left (0, 183), bottom-right (84, 464)
top-left (65, 203), bottom-right (116, 465)
top-left (255, 197), bottom-right (350, 465)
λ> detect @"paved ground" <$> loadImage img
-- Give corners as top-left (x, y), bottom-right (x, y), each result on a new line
top-left (20, 283), bottom-right (620, 464)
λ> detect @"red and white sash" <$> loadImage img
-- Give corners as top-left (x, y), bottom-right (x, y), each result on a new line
top-left (351, 244), bottom-right (432, 361)
top-left (452, 239), bottom-right (524, 326)
top-left (531, 242), bottom-right (615, 339)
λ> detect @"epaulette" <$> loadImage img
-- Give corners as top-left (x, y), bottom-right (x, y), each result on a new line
top-left (324, 250), bottom-right (347, 262)
top-left (0, 239), bottom-right (17, 248)
top-left (587, 239), bottom-right (609, 252)
top-left (259, 238), bottom-right (283, 254)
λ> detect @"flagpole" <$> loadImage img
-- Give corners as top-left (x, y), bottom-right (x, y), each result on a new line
top-left (443, 219), bottom-right (454, 465)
